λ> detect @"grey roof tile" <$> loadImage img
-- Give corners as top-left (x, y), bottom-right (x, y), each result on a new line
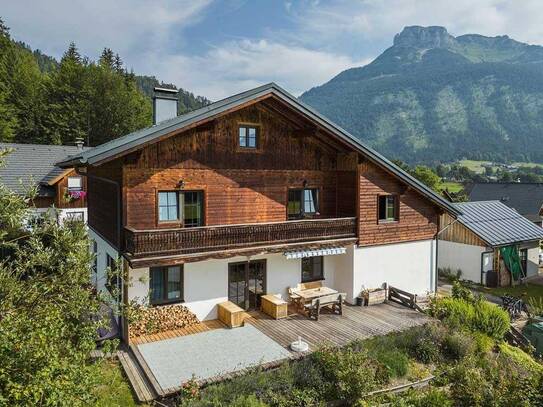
top-left (454, 200), bottom-right (543, 247)
top-left (0, 143), bottom-right (89, 196)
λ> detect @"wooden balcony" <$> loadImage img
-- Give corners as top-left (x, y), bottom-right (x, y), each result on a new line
top-left (124, 217), bottom-right (357, 261)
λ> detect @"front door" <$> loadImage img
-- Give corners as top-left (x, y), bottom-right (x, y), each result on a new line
top-left (228, 260), bottom-right (266, 310)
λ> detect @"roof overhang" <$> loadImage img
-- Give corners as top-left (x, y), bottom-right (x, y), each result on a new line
top-left (57, 83), bottom-right (460, 217)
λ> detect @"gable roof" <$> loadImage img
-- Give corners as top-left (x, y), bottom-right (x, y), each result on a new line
top-left (57, 82), bottom-right (459, 216)
top-left (453, 200), bottom-right (543, 247)
top-left (0, 142), bottom-right (88, 197)
top-left (468, 182), bottom-right (543, 222)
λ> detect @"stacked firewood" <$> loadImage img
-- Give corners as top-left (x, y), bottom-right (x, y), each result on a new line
top-left (129, 304), bottom-right (200, 339)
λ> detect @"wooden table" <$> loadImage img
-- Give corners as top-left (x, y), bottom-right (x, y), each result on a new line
top-left (296, 286), bottom-right (338, 302)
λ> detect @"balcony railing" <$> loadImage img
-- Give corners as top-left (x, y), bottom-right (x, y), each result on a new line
top-left (124, 217), bottom-right (357, 258)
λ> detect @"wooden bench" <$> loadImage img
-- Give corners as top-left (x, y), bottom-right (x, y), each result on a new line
top-left (217, 301), bottom-right (245, 328)
top-left (261, 294), bottom-right (288, 319)
top-left (288, 281), bottom-right (324, 309)
top-left (305, 293), bottom-right (346, 321)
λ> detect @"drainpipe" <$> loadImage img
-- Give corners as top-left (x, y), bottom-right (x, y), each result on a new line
top-left (434, 214), bottom-right (460, 293)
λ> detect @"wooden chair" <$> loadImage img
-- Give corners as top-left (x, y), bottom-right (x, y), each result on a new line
top-left (305, 293), bottom-right (346, 321)
top-left (299, 281), bottom-right (323, 291)
top-left (288, 286), bottom-right (302, 310)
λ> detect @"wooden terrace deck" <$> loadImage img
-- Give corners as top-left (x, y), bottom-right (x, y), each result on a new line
top-left (120, 302), bottom-right (431, 402)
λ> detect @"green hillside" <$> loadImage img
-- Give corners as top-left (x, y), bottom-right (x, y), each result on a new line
top-left (300, 26), bottom-right (543, 165)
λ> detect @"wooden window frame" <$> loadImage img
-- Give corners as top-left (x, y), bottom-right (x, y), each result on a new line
top-left (301, 256), bottom-right (324, 283)
top-left (156, 190), bottom-right (205, 227)
top-left (149, 265), bottom-right (184, 306)
top-left (237, 124), bottom-right (260, 150)
top-left (377, 194), bottom-right (399, 223)
top-left (287, 187), bottom-right (320, 220)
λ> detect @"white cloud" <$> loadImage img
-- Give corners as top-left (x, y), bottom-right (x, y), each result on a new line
top-left (2, 0), bottom-right (213, 60)
top-left (146, 39), bottom-right (369, 99)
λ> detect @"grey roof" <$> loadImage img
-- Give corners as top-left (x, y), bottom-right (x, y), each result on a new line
top-left (468, 182), bottom-right (543, 222)
top-left (0, 142), bottom-right (89, 196)
top-left (454, 200), bottom-right (543, 247)
top-left (57, 82), bottom-right (460, 216)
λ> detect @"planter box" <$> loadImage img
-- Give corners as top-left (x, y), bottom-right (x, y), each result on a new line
top-left (363, 288), bottom-right (387, 306)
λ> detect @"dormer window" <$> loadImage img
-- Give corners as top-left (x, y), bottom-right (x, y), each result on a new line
top-left (239, 125), bottom-right (258, 149)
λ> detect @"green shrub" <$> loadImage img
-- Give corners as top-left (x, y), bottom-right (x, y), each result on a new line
top-left (431, 297), bottom-right (510, 340)
top-left (442, 331), bottom-right (476, 360)
top-left (498, 343), bottom-right (543, 375)
top-left (312, 346), bottom-right (388, 401)
top-left (471, 331), bottom-right (495, 354)
top-left (360, 336), bottom-right (410, 378)
top-left (395, 323), bottom-right (445, 364)
top-left (230, 394), bottom-right (268, 407)
top-left (451, 280), bottom-right (474, 302)
top-left (388, 387), bottom-right (453, 407)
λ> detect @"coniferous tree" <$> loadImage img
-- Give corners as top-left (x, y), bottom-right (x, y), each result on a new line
top-left (0, 18), bottom-right (18, 141)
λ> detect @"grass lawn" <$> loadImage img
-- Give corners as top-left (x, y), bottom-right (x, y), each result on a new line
top-left (475, 283), bottom-right (543, 303)
top-left (459, 159), bottom-right (491, 174)
top-left (93, 359), bottom-right (146, 407)
top-left (441, 181), bottom-right (463, 193)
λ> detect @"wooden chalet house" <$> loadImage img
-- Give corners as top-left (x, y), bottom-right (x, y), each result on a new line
top-left (58, 84), bottom-right (459, 339)
top-left (0, 142), bottom-right (88, 223)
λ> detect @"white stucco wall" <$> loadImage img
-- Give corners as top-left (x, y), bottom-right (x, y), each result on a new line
top-left (127, 251), bottom-right (343, 321)
top-left (352, 239), bottom-right (436, 299)
top-left (438, 240), bottom-right (488, 284)
top-left (89, 227), bottom-right (119, 294)
top-left (521, 241), bottom-right (541, 278)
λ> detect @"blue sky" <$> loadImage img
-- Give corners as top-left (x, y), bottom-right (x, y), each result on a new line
top-left (3, 1), bottom-right (543, 99)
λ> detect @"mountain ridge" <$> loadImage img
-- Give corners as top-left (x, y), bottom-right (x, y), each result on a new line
top-left (301, 26), bottom-right (543, 164)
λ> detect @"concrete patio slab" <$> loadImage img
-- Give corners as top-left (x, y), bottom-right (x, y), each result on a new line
top-left (136, 324), bottom-right (292, 392)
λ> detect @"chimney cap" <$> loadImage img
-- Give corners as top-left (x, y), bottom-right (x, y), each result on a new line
top-left (153, 87), bottom-right (178, 94)
top-left (75, 137), bottom-right (84, 151)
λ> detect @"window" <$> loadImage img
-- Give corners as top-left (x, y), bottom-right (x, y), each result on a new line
top-left (157, 191), bottom-right (204, 226)
top-left (158, 191), bottom-right (178, 222)
top-left (150, 265), bottom-right (183, 305)
top-left (65, 211), bottom-right (84, 221)
top-left (105, 254), bottom-right (121, 302)
top-left (302, 256), bottom-right (324, 283)
top-left (238, 125), bottom-right (258, 148)
top-left (288, 188), bottom-right (319, 219)
top-left (378, 195), bottom-right (398, 222)
top-left (67, 176), bottom-right (82, 191)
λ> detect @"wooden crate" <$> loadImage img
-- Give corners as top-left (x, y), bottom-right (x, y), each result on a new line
top-left (261, 294), bottom-right (288, 319)
top-left (218, 301), bottom-right (245, 328)
top-left (364, 288), bottom-right (387, 306)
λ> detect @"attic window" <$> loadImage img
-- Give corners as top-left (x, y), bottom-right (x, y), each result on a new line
top-left (239, 125), bottom-right (258, 149)
top-left (378, 195), bottom-right (399, 222)
top-left (67, 176), bottom-right (82, 192)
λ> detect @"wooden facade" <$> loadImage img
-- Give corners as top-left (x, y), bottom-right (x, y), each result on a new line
top-left (84, 98), bottom-right (445, 260)
top-left (358, 161), bottom-right (440, 246)
top-left (439, 213), bottom-right (488, 247)
top-left (32, 169), bottom-right (87, 210)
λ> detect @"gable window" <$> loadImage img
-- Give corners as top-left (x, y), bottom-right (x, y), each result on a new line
top-left (239, 125), bottom-right (258, 148)
top-left (158, 191), bottom-right (204, 226)
top-left (302, 256), bottom-right (324, 283)
top-left (67, 176), bottom-right (82, 192)
top-left (378, 195), bottom-right (399, 222)
top-left (150, 265), bottom-right (183, 305)
top-left (288, 188), bottom-right (319, 220)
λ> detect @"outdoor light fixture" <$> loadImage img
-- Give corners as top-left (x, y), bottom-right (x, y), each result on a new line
top-left (177, 179), bottom-right (185, 189)
top-left (302, 179), bottom-right (308, 188)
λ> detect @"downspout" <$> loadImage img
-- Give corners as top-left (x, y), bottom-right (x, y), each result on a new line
top-left (434, 214), bottom-right (460, 293)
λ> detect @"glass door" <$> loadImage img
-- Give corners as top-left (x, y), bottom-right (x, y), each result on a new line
top-left (228, 260), bottom-right (266, 310)
top-left (228, 263), bottom-right (246, 309)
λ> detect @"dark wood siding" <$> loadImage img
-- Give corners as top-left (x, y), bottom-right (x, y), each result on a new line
top-left (122, 103), bottom-right (357, 230)
top-left (54, 169), bottom-right (87, 209)
top-left (87, 161), bottom-right (122, 248)
top-left (358, 161), bottom-right (439, 245)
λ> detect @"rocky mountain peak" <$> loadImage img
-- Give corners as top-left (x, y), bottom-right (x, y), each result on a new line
top-left (393, 26), bottom-right (456, 49)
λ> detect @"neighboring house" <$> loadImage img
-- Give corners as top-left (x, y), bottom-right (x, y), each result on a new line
top-left (467, 182), bottom-right (543, 226)
top-left (439, 201), bottom-right (543, 287)
top-left (58, 83), bottom-right (459, 340)
top-left (0, 142), bottom-right (89, 223)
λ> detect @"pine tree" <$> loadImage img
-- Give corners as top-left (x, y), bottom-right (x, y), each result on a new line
top-left (0, 18), bottom-right (17, 141)
top-left (99, 48), bottom-right (114, 69)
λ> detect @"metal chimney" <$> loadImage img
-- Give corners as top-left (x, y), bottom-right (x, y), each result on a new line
top-left (153, 87), bottom-right (179, 125)
top-left (75, 137), bottom-right (84, 150)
